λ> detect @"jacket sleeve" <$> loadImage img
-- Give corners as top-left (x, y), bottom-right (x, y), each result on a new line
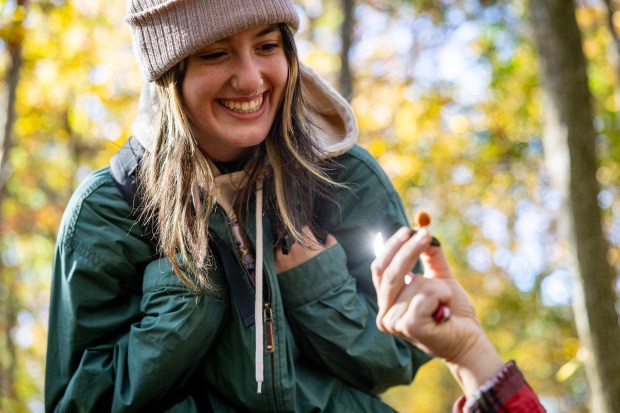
top-left (45, 170), bottom-right (227, 413)
top-left (276, 145), bottom-right (431, 394)
top-left (452, 361), bottom-right (546, 413)
top-left (48, 248), bottom-right (227, 413)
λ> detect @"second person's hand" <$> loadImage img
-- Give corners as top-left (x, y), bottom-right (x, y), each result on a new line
top-left (371, 227), bottom-right (505, 396)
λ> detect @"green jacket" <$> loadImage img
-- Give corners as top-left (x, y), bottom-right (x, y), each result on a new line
top-left (45, 145), bottom-right (430, 412)
top-left (46, 64), bottom-right (430, 412)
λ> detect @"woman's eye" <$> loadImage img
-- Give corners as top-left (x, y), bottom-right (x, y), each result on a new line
top-left (199, 51), bottom-right (226, 61)
top-left (258, 42), bottom-right (280, 52)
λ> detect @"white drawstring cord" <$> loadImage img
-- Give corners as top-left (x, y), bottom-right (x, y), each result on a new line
top-left (255, 179), bottom-right (264, 394)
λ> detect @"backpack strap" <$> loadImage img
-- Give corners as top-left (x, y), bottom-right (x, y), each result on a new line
top-left (109, 137), bottom-right (258, 327)
top-left (109, 137), bottom-right (158, 252)
top-left (109, 136), bottom-right (144, 209)
top-left (213, 240), bottom-right (258, 328)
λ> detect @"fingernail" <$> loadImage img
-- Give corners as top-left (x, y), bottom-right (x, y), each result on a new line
top-left (432, 304), bottom-right (451, 322)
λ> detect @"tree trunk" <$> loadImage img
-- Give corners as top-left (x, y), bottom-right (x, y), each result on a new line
top-left (603, 0), bottom-right (620, 60)
top-left (530, 1), bottom-right (620, 412)
top-left (339, 0), bottom-right (354, 100)
top-left (0, 0), bottom-right (27, 406)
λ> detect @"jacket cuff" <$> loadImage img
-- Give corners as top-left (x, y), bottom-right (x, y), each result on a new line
top-left (452, 360), bottom-right (530, 413)
top-left (277, 242), bottom-right (349, 308)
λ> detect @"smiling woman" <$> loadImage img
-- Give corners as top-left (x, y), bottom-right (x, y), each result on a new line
top-left (44, 1), bottom-right (433, 411)
top-left (44, 1), bottom-right (545, 412)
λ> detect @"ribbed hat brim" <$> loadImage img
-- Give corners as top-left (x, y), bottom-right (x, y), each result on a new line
top-left (126, 0), bottom-right (300, 81)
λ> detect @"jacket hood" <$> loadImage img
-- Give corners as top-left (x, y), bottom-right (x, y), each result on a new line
top-left (298, 63), bottom-right (358, 156)
top-left (131, 62), bottom-right (358, 157)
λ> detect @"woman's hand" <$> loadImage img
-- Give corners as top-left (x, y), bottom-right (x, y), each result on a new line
top-left (274, 226), bottom-right (337, 273)
top-left (372, 227), bottom-right (504, 396)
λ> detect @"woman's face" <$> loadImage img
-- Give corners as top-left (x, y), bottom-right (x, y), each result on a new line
top-left (182, 24), bottom-right (289, 162)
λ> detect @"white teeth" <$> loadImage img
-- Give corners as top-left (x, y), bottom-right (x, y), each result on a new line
top-left (221, 95), bottom-right (263, 113)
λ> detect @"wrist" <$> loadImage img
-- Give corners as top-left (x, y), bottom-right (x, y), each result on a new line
top-left (446, 334), bottom-right (505, 397)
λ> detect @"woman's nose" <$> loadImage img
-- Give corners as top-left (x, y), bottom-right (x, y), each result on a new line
top-left (231, 57), bottom-right (264, 95)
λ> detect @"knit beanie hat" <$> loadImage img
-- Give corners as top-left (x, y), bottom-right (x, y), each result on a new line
top-left (126, 0), bottom-right (300, 82)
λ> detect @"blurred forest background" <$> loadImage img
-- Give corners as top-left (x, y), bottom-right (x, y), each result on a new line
top-left (1, 0), bottom-right (620, 412)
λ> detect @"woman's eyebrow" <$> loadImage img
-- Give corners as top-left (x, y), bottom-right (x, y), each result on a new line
top-left (216, 25), bottom-right (279, 43)
top-left (254, 25), bottom-right (279, 38)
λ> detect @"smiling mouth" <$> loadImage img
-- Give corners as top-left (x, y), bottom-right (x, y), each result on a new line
top-left (220, 95), bottom-right (264, 114)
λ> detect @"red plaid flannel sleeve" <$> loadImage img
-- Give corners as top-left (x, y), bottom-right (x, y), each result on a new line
top-left (452, 360), bottom-right (546, 413)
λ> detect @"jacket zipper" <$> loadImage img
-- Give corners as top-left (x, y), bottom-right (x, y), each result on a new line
top-left (262, 266), bottom-right (279, 410)
top-left (264, 302), bottom-right (275, 353)
top-left (270, 346), bottom-right (278, 412)
top-left (263, 267), bottom-right (275, 351)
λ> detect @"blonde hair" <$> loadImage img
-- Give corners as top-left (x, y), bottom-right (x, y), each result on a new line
top-left (138, 24), bottom-right (338, 292)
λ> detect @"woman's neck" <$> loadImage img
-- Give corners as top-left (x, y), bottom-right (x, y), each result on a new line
top-left (211, 146), bottom-right (259, 173)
